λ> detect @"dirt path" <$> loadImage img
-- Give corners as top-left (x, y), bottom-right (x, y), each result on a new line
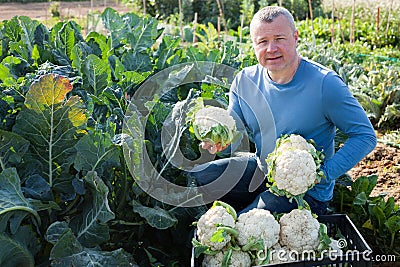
top-left (0, 1), bottom-right (132, 22)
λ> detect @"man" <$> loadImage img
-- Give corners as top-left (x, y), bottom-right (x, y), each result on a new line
top-left (190, 6), bottom-right (376, 216)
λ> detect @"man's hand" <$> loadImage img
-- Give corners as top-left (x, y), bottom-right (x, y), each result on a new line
top-left (201, 141), bottom-right (229, 154)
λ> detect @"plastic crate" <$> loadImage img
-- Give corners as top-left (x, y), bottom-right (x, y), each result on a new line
top-left (191, 214), bottom-right (372, 267)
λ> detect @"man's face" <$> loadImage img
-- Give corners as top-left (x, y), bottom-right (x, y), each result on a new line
top-left (251, 15), bottom-right (299, 74)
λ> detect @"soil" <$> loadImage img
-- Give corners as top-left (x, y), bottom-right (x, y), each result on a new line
top-left (0, 1), bottom-right (132, 22)
top-left (347, 141), bottom-right (400, 205)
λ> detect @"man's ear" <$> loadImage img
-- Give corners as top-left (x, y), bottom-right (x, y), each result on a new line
top-left (294, 30), bottom-right (299, 43)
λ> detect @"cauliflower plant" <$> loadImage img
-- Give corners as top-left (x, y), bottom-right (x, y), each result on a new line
top-left (235, 208), bottom-right (280, 251)
top-left (202, 249), bottom-right (252, 267)
top-left (186, 97), bottom-right (240, 150)
top-left (196, 201), bottom-right (237, 251)
top-left (279, 209), bottom-right (321, 252)
top-left (265, 134), bottom-right (325, 208)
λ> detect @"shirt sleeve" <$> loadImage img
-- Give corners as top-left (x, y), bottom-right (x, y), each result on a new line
top-left (320, 72), bottom-right (377, 183)
top-left (226, 74), bottom-right (247, 154)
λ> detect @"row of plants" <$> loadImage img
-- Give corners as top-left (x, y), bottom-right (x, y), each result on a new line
top-left (0, 7), bottom-right (399, 267)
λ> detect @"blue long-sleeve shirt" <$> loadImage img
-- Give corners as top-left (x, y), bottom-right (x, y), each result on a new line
top-left (228, 58), bottom-right (377, 202)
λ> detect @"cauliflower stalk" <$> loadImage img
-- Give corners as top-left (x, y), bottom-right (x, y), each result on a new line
top-left (186, 97), bottom-right (241, 150)
top-left (265, 134), bottom-right (325, 208)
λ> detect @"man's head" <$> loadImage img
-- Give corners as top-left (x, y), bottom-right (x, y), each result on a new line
top-left (250, 6), bottom-right (299, 83)
top-left (250, 6), bottom-right (296, 36)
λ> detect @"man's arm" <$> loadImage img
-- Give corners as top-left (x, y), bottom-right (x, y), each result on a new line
top-left (320, 73), bottom-right (377, 183)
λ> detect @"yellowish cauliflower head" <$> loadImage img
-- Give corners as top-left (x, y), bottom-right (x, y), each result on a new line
top-left (235, 208), bottom-right (280, 249)
top-left (196, 205), bottom-right (236, 251)
top-left (279, 209), bottom-right (320, 252)
top-left (202, 249), bottom-right (252, 267)
top-left (274, 149), bottom-right (317, 195)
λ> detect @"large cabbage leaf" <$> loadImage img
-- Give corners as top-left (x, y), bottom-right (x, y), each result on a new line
top-left (69, 171), bottom-right (115, 247)
top-left (0, 225), bottom-right (39, 267)
top-left (12, 74), bottom-right (87, 194)
top-left (46, 221), bottom-right (136, 266)
top-left (0, 168), bottom-right (40, 232)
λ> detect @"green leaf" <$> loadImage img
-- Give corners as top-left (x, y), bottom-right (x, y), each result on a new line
top-left (45, 221), bottom-right (70, 245)
top-left (0, 56), bottom-right (22, 86)
top-left (101, 8), bottom-right (126, 49)
top-left (353, 192), bottom-right (367, 206)
top-left (74, 131), bottom-right (120, 176)
top-left (47, 221), bottom-right (136, 266)
top-left (49, 226), bottom-right (83, 259)
top-left (81, 54), bottom-right (109, 96)
top-left (362, 219), bottom-right (374, 230)
top-left (371, 205), bottom-right (386, 234)
top-left (51, 21), bottom-right (83, 65)
top-left (2, 17), bottom-right (22, 43)
top-left (0, 230), bottom-right (35, 267)
top-left (221, 248), bottom-right (232, 267)
top-left (13, 74), bottom-right (87, 190)
top-left (18, 16), bottom-right (41, 59)
top-left (385, 215), bottom-right (400, 234)
top-left (122, 51), bottom-right (152, 72)
top-left (70, 171), bottom-right (115, 247)
top-left (124, 13), bottom-right (158, 53)
top-left (155, 35), bottom-right (182, 70)
top-left (0, 168), bottom-right (40, 228)
top-left (192, 238), bottom-right (212, 258)
top-left (132, 202), bottom-right (177, 229)
top-left (351, 175), bottom-right (378, 197)
top-left (0, 129), bottom-right (29, 170)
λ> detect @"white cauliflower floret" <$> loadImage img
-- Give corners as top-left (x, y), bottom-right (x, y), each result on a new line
top-left (197, 205), bottom-right (236, 251)
top-left (274, 149), bottom-right (317, 195)
top-left (202, 249), bottom-right (252, 267)
top-left (279, 209), bottom-right (320, 252)
top-left (276, 134), bottom-right (316, 153)
top-left (235, 208), bottom-right (280, 250)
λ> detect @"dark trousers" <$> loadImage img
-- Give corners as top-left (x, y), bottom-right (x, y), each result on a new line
top-left (187, 155), bottom-right (328, 216)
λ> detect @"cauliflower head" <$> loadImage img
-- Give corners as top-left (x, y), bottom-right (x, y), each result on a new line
top-left (197, 205), bottom-right (236, 251)
top-left (273, 149), bottom-right (317, 195)
top-left (186, 97), bottom-right (240, 148)
top-left (276, 134), bottom-right (316, 153)
top-left (235, 208), bottom-right (280, 250)
top-left (202, 249), bottom-right (252, 267)
top-left (193, 105), bottom-right (238, 147)
top-left (279, 209), bottom-right (320, 252)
